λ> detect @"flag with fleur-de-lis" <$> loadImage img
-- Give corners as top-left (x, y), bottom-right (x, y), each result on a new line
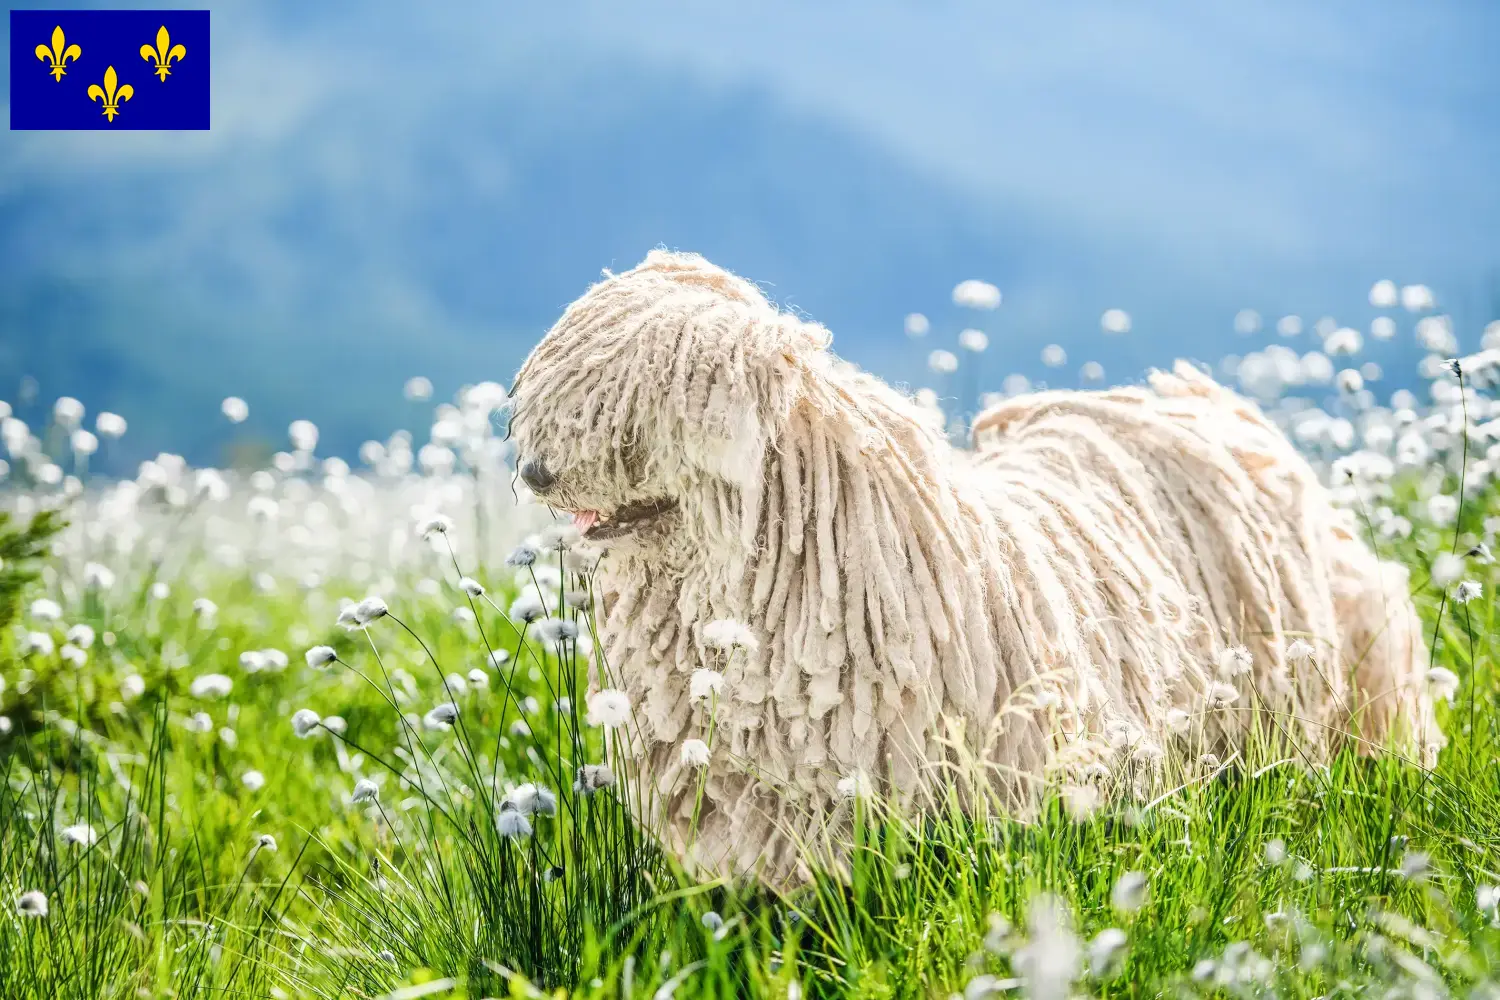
top-left (10, 10), bottom-right (209, 129)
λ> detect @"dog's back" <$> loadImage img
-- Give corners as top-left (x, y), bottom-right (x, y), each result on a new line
top-left (968, 361), bottom-right (1440, 764)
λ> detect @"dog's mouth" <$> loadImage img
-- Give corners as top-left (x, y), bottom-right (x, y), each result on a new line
top-left (569, 498), bottom-right (678, 540)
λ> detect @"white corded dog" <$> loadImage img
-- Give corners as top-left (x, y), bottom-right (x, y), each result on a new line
top-left (509, 250), bottom-right (1441, 885)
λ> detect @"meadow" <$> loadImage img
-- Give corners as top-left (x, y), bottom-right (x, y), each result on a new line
top-left (3, 293), bottom-right (1500, 1000)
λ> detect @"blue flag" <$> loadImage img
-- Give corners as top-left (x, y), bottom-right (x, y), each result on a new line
top-left (11, 9), bottom-right (210, 129)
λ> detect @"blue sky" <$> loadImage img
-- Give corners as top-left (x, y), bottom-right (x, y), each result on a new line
top-left (3, 1), bottom-right (1498, 458)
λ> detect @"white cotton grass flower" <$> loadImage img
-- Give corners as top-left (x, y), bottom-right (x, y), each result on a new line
top-left (1401, 284), bottom-right (1435, 312)
top-left (467, 668), bottom-right (489, 688)
top-left (305, 645), bottom-right (337, 669)
top-left (60, 644), bottom-right (87, 668)
top-left (1041, 344), bottom-right (1067, 368)
top-left (837, 771), bottom-right (873, 800)
top-left (1207, 682), bottom-right (1238, 708)
top-left (575, 764), bottom-right (616, 796)
top-left (351, 778), bottom-right (379, 805)
top-left (701, 618), bottom-right (758, 654)
top-left (508, 592), bottom-right (546, 623)
top-left (121, 674), bottom-right (145, 700)
top-left (458, 577), bottom-right (485, 597)
top-left (23, 632), bottom-right (55, 657)
top-left (1088, 928), bottom-right (1129, 979)
top-left (30, 597), bottom-right (61, 621)
top-left (689, 668), bottom-right (725, 703)
top-left (958, 328), bottom-right (989, 353)
top-left (1426, 667), bottom-right (1460, 705)
top-left (1013, 894), bottom-right (1080, 1000)
top-left (1100, 308), bottom-right (1131, 335)
top-left (904, 313), bottom-right (929, 337)
top-left (1217, 645), bottom-right (1252, 678)
top-left (506, 783), bottom-right (557, 816)
top-left (189, 673), bottom-right (233, 699)
top-left (585, 689), bottom-right (631, 728)
top-left (496, 801), bottom-right (533, 839)
top-left (1427, 494), bottom-right (1459, 526)
top-left (1165, 707), bottom-right (1191, 735)
top-left (488, 649), bottom-right (511, 668)
top-left (1369, 279), bottom-right (1398, 309)
top-left (1477, 884), bottom-right (1500, 915)
top-left (423, 702), bottom-right (459, 731)
top-left (1431, 552), bottom-right (1465, 589)
top-left (680, 738), bottom-right (712, 768)
top-left (255, 834), bottom-right (278, 854)
top-left (534, 616), bottom-right (579, 647)
top-left (928, 349), bottom-right (959, 375)
top-left (1111, 871), bottom-right (1148, 913)
top-left (60, 823), bottom-right (98, 848)
top-left (417, 513), bottom-right (454, 537)
top-left (221, 396), bottom-right (249, 423)
top-left (71, 429), bottom-right (98, 456)
top-left (53, 396), bottom-right (84, 427)
top-left (1233, 309), bottom-right (1262, 335)
top-left (192, 598), bottom-right (218, 622)
top-left (242, 770), bottom-right (266, 792)
top-left (1285, 638), bottom-right (1316, 663)
top-left (95, 411), bottom-right (127, 438)
top-left (66, 623), bottom-right (94, 649)
top-left (1455, 580), bottom-right (1482, 605)
top-left (952, 279), bottom-right (1001, 310)
top-left (291, 709), bottom-right (322, 738)
top-left (15, 890), bottom-right (48, 918)
top-left (1400, 850), bottom-right (1432, 882)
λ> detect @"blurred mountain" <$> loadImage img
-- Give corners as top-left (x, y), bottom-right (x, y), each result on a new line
top-left (2, 3), bottom-right (1497, 467)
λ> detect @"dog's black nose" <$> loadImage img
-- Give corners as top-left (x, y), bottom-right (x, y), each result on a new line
top-left (519, 457), bottom-right (557, 492)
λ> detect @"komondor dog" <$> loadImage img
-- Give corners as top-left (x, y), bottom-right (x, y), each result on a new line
top-left (509, 250), bottom-right (1442, 885)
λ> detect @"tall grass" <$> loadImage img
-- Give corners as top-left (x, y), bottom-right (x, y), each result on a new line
top-left (2, 481), bottom-right (1500, 998)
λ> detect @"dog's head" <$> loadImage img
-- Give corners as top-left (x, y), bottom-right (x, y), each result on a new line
top-left (509, 251), bottom-right (829, 552)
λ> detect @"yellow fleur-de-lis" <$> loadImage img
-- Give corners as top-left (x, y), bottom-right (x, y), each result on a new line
top-left (34, 25), bottom-right (81, 81)
top-left (87, 66), bottom-right (134, 122)
top-left (140, 25), bottom-right (186, 81)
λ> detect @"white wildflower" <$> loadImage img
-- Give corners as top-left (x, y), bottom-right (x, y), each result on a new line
top-left (305, 645), bottom-right (337, 669)
top-left (690, 669), bottom-right (725, 703)
top-left (351, 779), bottom-right (379, 805)
top-left (30, 597), bottom-right (61, 621)
top-left (496, 802), bottom-right (533, 839)
top-left (952, 279), bottom-right (1001, 310)
top-left (680, 738), bottom-right (712, 768)
top-left (508, 592), bottom-right (545, 623)
top-left (1207, 682), bottom-right (1238, 708)
top-left (506, 782), bottom-right (557, 816)
top-left (958, 329), bottom-right (989, 353)
top-left (15, 890), bottom-right (48, 918)
top-left (1431, 552), bottom-right (1465, 589)
top-left (1426, 667), bottom-right (1459, 705)
top-left (221, 397), bottom-right (249, 423)
top-left (1165, 707), bottom-right (1191, 734)
top-left (417, 513), bottom-right (454, 537)
top-left (574, 764), bottom-right (616, 796)
top-left (423, 702), bottom-right (459, 731)
top-left (1455, 580), bottom-right (1482, 605)
top-left (190, 674), bottom-right (233, 699)
top-left (255, 834), bottom-right (277, 854)
top-left (1100, 308), bottom-right (1131, 334)
top-left (458, 577), bottom-right (485, 597)
top-left (1217, 645), bottom-right (1252, 678)
top-left (837, 771), bottom-right (873, 800)
top-left (1013, 895), bottom-right (1079, 1000)
top-left (23, 632), bottom-right (55, 657)
top-left (1111, 871), bottom-right (1148, 913)
top-left (60, 824), bottom-right (98, 847)
top-left (95, 411), bottom-right (127, 438)
top-left (467, 668), bottom-right (489, 688)
top-left (1285, 638), bottom-right (1316, 663)
top-left (585, 689), bottom-right (631, 728)
top-left (701, 619), bottom-right (758, 654)
top-left (120, 674), bottom-right (145, 700)
top-left (60, 644), bottom-right (87, 668)
top-left (1088, 928), bottom-right (1128, 979)
top-left (242, 770), bottom-right (265, 791)
top-left (291, 709), bottom-right (322, 738)
top-left (1265, 839), bottom-right (1287, 865)
top-left (66, 623), bottom-right (95, 649)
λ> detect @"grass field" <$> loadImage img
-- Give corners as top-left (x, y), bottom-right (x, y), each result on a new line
top-left (2, 371), bottom-right (1500, 1000)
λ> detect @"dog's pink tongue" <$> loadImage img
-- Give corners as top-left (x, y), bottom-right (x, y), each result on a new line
top-left (572, 510), bottom-right (600, 534)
